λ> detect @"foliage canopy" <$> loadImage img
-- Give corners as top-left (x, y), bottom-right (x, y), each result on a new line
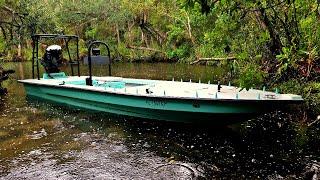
top-left (0, 0), bottom-right (320, 86)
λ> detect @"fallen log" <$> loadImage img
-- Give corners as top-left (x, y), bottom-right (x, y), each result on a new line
top-left (126, 45), bottom-right (162, 53)
top-left (190, 57), bottom-right (236, 65)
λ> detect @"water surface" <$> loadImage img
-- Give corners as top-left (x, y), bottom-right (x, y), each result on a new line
top-left (0, 62), bottom-right (319, 179)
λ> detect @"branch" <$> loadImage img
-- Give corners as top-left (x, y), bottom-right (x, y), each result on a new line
top-left (190, 57), bottom-right (236, 65)
top-left (2, 6), bottom-right (25, 18)
top-left (139, 23), bottom-right (166, 40)
top-left (186, 13), bottom-right (195, 44)
top-left (235, 0), bottom-right (287, 20)
top-left (0, 21), bottom-right (20, 27)
top-left (126, 45), bottom-right (163, 52)
top-left (270, 3), bottom-right (292, 44)
top-left (2, 6), bottom-right (14, 13)
top-left (0, 25), bottom-right (7, 40)
top-left (292, 0), bottom-right (300, 40)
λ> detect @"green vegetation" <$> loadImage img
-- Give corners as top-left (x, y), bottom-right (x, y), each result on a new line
top-left (1, 0), bottom-right (320, 115)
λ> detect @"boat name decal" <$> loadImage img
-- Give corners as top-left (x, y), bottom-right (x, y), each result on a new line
top-left (146, 98), bottom-right (167, 107)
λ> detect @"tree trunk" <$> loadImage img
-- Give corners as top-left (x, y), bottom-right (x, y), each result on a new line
top-left (186, 14), bottom-right (195, 45)
top-left (17, 30), bottom-right (21, 57)
top-left (116, 23), bottom-right (120, 45)
top-left (255, 8), bottom-right (282, 55)
top-left (127, 21), bottom-right (134, 44)
top-left (141, 31), bottom-right (144, 44)
top-left (17, 43), bottom-right (21, 57)
top-left (18, 62), bottom-right (24, 79)
top-left (0, 26), bottom-right (7, 40)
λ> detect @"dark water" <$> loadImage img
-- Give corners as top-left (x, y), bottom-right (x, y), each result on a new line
top-left (0, 62), bottom-right (319, 179)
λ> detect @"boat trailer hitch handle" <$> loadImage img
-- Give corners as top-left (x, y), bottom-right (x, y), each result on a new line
top-left (86, 41), bottom-right (111, 86)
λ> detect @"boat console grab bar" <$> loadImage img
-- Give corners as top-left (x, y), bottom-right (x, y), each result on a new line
top-left (86, 41), bottom-right (111, 86)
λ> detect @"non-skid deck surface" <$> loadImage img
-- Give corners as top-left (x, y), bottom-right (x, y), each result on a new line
top-left (19, 76), bottom-right (303, 101)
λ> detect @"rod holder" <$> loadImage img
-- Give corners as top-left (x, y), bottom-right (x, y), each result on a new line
top-left (218, 81), bottom-right (222, 92)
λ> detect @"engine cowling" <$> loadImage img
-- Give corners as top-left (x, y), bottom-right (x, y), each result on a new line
top-left (41, 45), bottom-right (63, 73)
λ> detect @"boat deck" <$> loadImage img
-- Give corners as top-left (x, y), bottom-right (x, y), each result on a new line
top-left (19, 76), bottom-right (303, 101)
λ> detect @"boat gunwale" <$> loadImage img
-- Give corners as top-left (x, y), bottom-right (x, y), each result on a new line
top-left (18, 80), bottom-right (304, 104)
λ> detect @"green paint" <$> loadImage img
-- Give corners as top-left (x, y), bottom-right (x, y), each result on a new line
top-left (23, 83), bottom-right (268, 123)
top-left (43, 72), bottom-right (67, 79)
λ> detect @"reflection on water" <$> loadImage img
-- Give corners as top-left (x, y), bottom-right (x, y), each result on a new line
top-left (0, 62), bottom-right (319, 179)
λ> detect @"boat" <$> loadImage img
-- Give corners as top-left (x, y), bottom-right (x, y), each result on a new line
top-left (18, 34), bottom-right (303, 124)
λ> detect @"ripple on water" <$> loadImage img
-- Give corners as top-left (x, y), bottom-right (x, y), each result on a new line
top-left (151, 163), bottom-right (197, 179)
top-left (2, 137), bottom-right (203, 179)
top-left (27, 128), bottom-right (47, 140)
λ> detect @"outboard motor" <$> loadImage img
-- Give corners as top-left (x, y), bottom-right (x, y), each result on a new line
top-left (41, 45), bottom-right (63, 75)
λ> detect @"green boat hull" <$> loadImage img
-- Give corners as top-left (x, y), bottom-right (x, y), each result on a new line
top-left (22, 83), bottom-right (278, 124)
